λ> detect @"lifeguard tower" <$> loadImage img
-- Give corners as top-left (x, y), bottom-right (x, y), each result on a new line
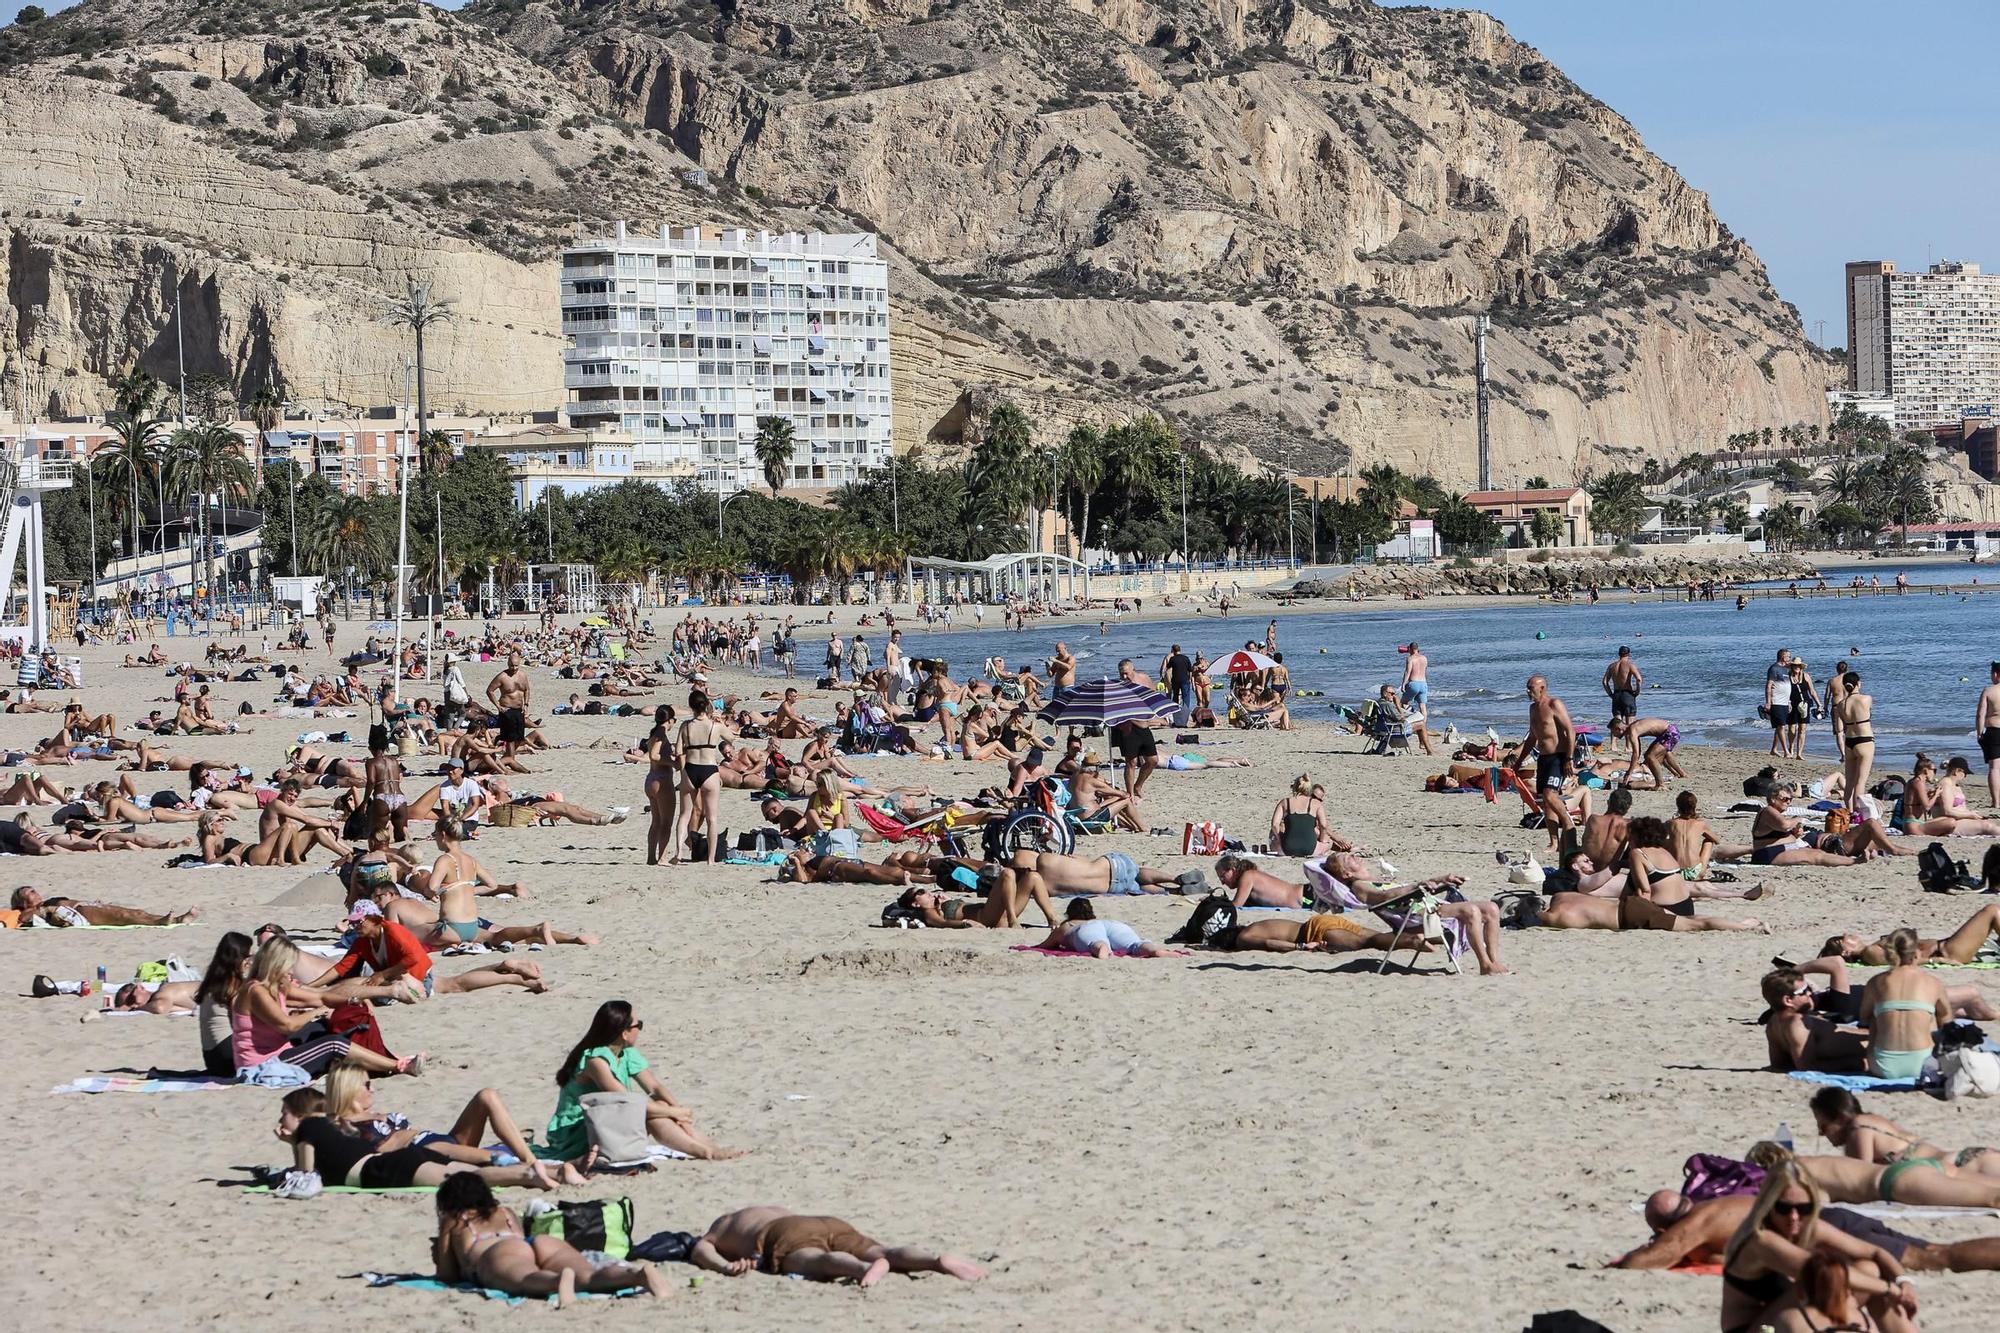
top-left (0, 449), bottom-right (73, 655)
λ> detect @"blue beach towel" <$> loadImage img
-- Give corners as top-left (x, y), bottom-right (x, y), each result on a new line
top-left (357, 1272), bottom-right (642, 1305)
top-left (1786, 1071), bottom-right (1921, 1093)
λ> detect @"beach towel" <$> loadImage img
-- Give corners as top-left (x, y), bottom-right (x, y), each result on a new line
top-left (1835, 1203), bottom-right (2000, 1221)
top-left (249, 1183), bottom-right (438, 1195)
top-left (51, 1075), bottom-right (232, 1094)
top-left (724, 851), bottom-right (789, 867)
top-left (355, 1272), bottom-right (642, 1305)
top-left (25, 921), bottom-right (189, 931)
top-left (1786, 1071), bottom-right (1921, 1093)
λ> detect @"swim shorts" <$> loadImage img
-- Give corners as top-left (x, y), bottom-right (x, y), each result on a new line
top-left (1534, 754), bottom-right (1570, 793)
top-left (1982, 727), bottom-right (2000, 764)
top-left (1656, 724), bottom-right (1680, 753)
top-left (1768, 705), bottom-right (1792, 731)
top-left (1302, 913), bottom-right (1367, 946)
top-left (498, 707), bottom-right (526, 744)
top-left (1105, 850), bottom-right (1141, 895)
top-left (758, 1215), bottom-right (878, 1274)
top-left (1402, 680), bottom-right (1428, 708)
top-left (1610, 688), bottom-right (1638, 720)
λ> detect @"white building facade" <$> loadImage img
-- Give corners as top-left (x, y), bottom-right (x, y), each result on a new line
top-left (1846, 259), bottom-right (2000, 430)
top-left (560, 224), bottom-right (894, 493)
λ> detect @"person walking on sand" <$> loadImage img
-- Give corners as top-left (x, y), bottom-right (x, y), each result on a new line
top-left (1602, 646), bottom-right (1641, 723)
top-left (1978, 661), bottom-right (2000, 808)
top-left (1527, 674), bottom-right (1576, 844)
top-left (1764, 647), bottom-right (1793, 758)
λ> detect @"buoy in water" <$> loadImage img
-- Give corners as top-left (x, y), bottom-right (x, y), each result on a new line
top-left (1535, 630), bottom-right (1548, 640)
top-left (1318, 647), bottom-right (1327, 653)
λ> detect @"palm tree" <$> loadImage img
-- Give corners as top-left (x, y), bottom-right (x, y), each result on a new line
top-left (1061, 424), bottom-right (1104, 583)
top-left (1719, 501), bottom-right (1752, 534)
top-left (1762, 502), bottom-right (1805, 552)
top-left (382, 277), bottom-right (455, 474)
top-left (170, 422), bottom-right (253, 596)
top-left (1819, 460), bottom-right (1860, 506)
top-left (111, 368), bottom-right (163, 422)
top-left (247, 381), bottom-right (282, 487)
top-left (310, 493), bottom-right (385, 593)
top-left (99, 411), bottom-right (164, 559)
top-left (753, 416), bottom-right (796, 497)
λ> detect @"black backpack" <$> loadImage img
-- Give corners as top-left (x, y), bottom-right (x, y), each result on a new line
top-left (1917, 841), bottom-right (1977, 893)
top-left (1166, 893), bottom-right (1237, 946)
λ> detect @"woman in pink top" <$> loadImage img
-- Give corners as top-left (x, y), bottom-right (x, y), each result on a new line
top-left (230, 938), bottom-right (416, 1080)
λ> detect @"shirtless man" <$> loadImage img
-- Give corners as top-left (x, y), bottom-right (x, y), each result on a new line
top-left (1608, 715), bottom-right (1687, 788)
top-left (1601, 646), bottom-right (1642, 723)
top-left (1007, 848), bottom-right (1197, 896)
top-left (1978, 661), bottom-right (2000, 808)
top-left (9, 885), bottom-right (199, 926)
top-left (687, 1205), bottom-right (983, 1286)
top-left (106, 978), bottom-right (199, 1014)
top-left (1580, 788), bottom-right (1632, 871)
top-left (1615, 1188), bottom-right (2000, 1273)
top-left (761, 688), bottom-right (814, 740)
top-left (1762, 967), bottom-right (1868, 1072)
top-left (1526, 674), bottom-right (1576, 844)
top-left (364, 728), bottom-right (409, 841)
top-left (1068, 762), bottom-right (1143, 833)
top-left (779, 849), bottom-right (933, 886)
top-left (1047, 642), bottom-right (1077, 693)
top-left (1212, 854), bottom-right (1350, 912)
top-left (1668, 791), bottom-right (1755, 879)
top-left (486, 652), bottom-right (531, 762)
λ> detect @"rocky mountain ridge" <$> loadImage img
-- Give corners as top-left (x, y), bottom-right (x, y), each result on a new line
top-left (0, 0), bottom-right (1828, 482)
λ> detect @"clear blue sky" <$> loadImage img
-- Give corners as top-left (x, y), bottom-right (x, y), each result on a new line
top-left (9, 0), bottom-right (1991, 346)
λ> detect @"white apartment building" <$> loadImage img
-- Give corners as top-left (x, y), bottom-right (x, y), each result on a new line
top-left (560, 223), bottom-right (894, 493)
top-left (1846, 259), bottom-right (2000, 430)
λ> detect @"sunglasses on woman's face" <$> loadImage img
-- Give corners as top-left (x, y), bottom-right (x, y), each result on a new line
top-left (626, 1020), bottom-right (644, 1032)
top-left (1772, 1200), bottom-right (1811, 1217)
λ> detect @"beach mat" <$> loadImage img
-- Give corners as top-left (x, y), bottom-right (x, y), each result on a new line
top-left (52, 1075), bottom-right (232, 1094)
top-left (356, 1272), bottom-right (642, 1305)
top-left (267, 873), bottom-right (348, 908)
top-left (1786, 1071), bottom-right (1920, 1093)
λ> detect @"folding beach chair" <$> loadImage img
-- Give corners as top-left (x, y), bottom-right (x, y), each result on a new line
top-left (1303, 861), bottom-right (1466, 975)
top-left (1363, 702), bottom-right (1411, 756)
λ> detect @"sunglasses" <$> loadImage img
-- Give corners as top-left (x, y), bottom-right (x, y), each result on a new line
top-left (625, 1020), bottom-right (645, 1032)
top-left (1771, 1201), bottom-right (1812, 1218)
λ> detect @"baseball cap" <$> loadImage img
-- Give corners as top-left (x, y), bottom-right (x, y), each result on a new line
top-left (344, 901), bottom-right (381, 925)
top-left (445, 756), bottom-right (466, 770)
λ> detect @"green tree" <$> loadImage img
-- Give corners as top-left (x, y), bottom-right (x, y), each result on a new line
top-left (1431, 494), bottom-right (1502, 551)
top-left (754, 416), bottom-right (796, 497)
top-left (16, 6), bottom-right (47, 23)
top-left (1523, 474), bottom-right (1550, 490)
top-left (99, 410), bottom-right (164, 558)
top-left (308, 493), bottom-right (386, 590)
top-left (1529, 506), bottom-right (1564, 548)
top-left (1761, 502), bottom-right (1805, 552)
top-left (1060, 425), bottom-right (1105, 563)
top-left (1719, 500), bottom-right (1751, 533)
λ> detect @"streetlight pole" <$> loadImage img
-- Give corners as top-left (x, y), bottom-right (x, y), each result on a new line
top-left (1179, 449), bottom-right (1188, 583)
top-left (287, 458), bottom-right (298, 578)
top-left (174, 288), bottom-right (195, 618)
top-left (392, 426), bottom-right (410, 706)
top-left (1286, 473), bottom-right (1295, 569)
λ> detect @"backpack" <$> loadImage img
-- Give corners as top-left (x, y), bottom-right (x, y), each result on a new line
top-left (1166, 893), bottom-right (1237, 946)
top-left (1918, 841), bottom-right (1978, 893)
top-left (525, 1196), bottom-right (635, 1259)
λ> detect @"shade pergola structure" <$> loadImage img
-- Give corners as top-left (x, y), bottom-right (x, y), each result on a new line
top-left (908, 552), bottom-right (1085, 605)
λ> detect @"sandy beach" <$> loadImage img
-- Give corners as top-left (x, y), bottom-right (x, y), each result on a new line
top-left (3, 615), bottom-right (1996, 1331)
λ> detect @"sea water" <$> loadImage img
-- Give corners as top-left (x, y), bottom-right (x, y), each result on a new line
top-left (889, 562), bottom-right (1999, 765)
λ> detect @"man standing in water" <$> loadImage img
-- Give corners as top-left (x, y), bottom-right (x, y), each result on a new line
top-left (1978, 661), bottom-right (2000, 808)
top-left (1527, 675), bottom-right (1576, 842)
top-left (1162, 643), bottom-right (1194, 727)
top-left (1763, 647), bottom-right (1793, 757)
top-left (1398, 643), bottom-right (1433, 756)
top-left (1602, 646), bottom-right (1642, 723)
top-left (486, 652), bottom-right (531, 764)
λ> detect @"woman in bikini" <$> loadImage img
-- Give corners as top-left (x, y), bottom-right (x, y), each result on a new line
top-left (1822, 903), bottom-right (2000, 970)
top-left (1541, 819), bottom-right (1768, 935)
top-left (434, 1173), bottom-right (669, 1306)
top-left (1902, 755), bottom-right (2000, 836)
top-left (677, 690), bottom-right (727, 865)
top-left (1808, 1087), bottom-right (2000, 1182)
top-left (276, 1088), bottom-right (556, 1195)
top-left (1835, 674), bottom-right (1875, 818)
top-left (1750, 786), bottom-right (1861, 867)
top-left (1719, 1146), bottom-right (1917, 1333)
top-left (642, 703), bottom-right (679, 866)
top-left (323, 1062), bottom-right (589, 1190)
top-left (423, 817), bottom-right (595, 950)
top-left (1859, 929), bottom-right (1952, 1081)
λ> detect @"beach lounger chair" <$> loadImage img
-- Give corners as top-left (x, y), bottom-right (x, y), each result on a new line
top-left (983, 658), bottom-right (1026, 703)
top-left (1303, 861), bottom-right (1467, 975)
top-left (1363, 703), bottom-right (1411, 756)
top-left (1227, 700), bottom-right (1274, 731)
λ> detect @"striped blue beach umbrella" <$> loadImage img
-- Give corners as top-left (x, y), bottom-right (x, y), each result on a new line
top-left (1037, 676), bottom-right (1175, 728)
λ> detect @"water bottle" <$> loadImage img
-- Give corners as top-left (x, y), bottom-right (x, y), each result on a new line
top-left (1775, 1121), bottom-right (1795, 1152)
top-left (96, 964), bottom-right (107, 986)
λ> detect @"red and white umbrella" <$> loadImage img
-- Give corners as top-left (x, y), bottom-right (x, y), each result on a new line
top-left (1207, 649), bottom-right (1277, 678)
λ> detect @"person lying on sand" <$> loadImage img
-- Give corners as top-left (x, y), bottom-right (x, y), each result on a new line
top-left (895, 865), bottom-right (1061, 929)
top-left (1614, 1182), bottom-right (2000, 1274)
top-left (277, 1087), bottom-right (558, 1193)
top-left (1007, 848), bottom-right (1201, 897)
top-left (688, 1205), bottom-right (985, 1286)
top-left (1820, 903), bottom-right (2000, 967)
top-left (1809, 1087), bottom-right (2000, 1182)
top-left (1537, 819), bottom-right (1768, 938)
top-left (481, 779), bottom-right (627, 828)
top-left (781, 849), bottom-right (934, 886)
top-left (323, 1062), bottom-right (588, 1189)
top-left (100, 978), bottom-right (198, 1014)
top-left (1032, 898), bottom-right (1181, 958)
top-left (10, 885), bottom-right (198, 926)
top-left (1316, 851), bottom-right (1512, 975)
top-left (44, 820), bottom-right (190, 852)
top-left (1751, 1139), bottom-right (2000, 1209)
top-left (1167, 896), bottom-right (1411, 955)
top-left (434, 1174), bottom-right (668, 1306)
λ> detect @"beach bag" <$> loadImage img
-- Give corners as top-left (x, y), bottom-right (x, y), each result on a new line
top-left (578, 1092), bottom-right (652, 1164)
top-left (1683, 1153), bottom-right (1765, 1201)
top-left (1166, 894), bottom-right (1237, 946)
top-left (812, 828), bottom-right (861, 859)
top-left (1822, 809), bottom-right (1851, 837)
top-left (527, 1196), bottom-right (635, 1259)
top-left (1943, 1046), bottom-right (2000, 1100)
top-left (1918, 842), bottom-right (1977, 893)
top-left (1181, 821), bottom-right (1225, 856)
top-left (489, 803), bottom-right (539, 828)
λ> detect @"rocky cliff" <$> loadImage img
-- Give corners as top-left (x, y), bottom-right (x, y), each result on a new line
top-left (0, 0), bottom-right (1828, 481)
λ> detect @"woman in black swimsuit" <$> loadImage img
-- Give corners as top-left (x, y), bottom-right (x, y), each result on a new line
top-left (1722, 1145), bottom-right (1917, 1333)
top-left (1836, 673), bottom-right (1875, 818)
top-left (678, 691), bottom-right (726, 865)
top-left (274, 1086), bottom-right (556, 1192)
top-left (643, 704), bottom-right (679, 867)
top-left (1270, 774), bottom-right (1330, 858)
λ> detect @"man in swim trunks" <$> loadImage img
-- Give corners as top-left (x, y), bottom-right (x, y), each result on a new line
top-left (688, 1205), bottom-right (984, 1285)
top-left (1608, 715), bottom-right (1687, 789)
top-left (1007, 848), bottom-right (1196, 897)
top-left (1398, 642), bottom-right (1428, 715)
top-left (1602, 646), bottom-right (1642, 723)
top-left (1978, 661), bottom-right (2000, 808)
top-left (1047, 642), bottom-right (1076, 692)
top-left (10, 885), bottom-right (200, 926)
top-left (1615, 1188), bottom-right (2000, 1273)
top-left (1764, 647), bottom-right (1793, 757)
top-left (1526, 674), bottom-right (1575, 844)
top-left (486, 652), bottom-right (530, 762)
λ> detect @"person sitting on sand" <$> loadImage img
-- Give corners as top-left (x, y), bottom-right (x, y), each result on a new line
top-left (1717, 1146), bottom-right (1921, 1333)
top-left (9, 885), bottom-right (198, 926)
top-left (1668, 791), bottom-right (1756, 879)
top-left (309, 903), bottom-right (548, 999)
top-left (434, 1173), bottom-right (669, 1305)
top-left (1615, 1178), bottom-right (2000, 1277)
top-left (1538, 818), bottom-right (1768, 935)
top-left (1069, 760), bottom-right (1143, 833)
top-left (1821, 903), bottom-right (2000, 967)
top-left (1754, 1138), bottom-right (2000, 1210)
top-left (1033, 897), bottom-right (1181, 958)
top-left (1750, 785), bottom-right (1861, 867)
top-left (1007, 847), bottom-right (1201, 897)
top-left (1607, 715), bottom-right (1689, 788)
top-left (1860, 928), bottom-right (1952, 1081)
top-left (231, 938), bottom-right (420, 1081)
top-left (276, 1087), bottom-right (557, 1192)
top-left (1762, 967), bottom-right (1869, 1073)
top-left (1315, 851), bottom-right (1513, 975)
top-left (545, 1000), bottom-right (745, 1162)
top-left (687, 1204), bottom-right (984, 1286)
top-left (1898, 754), bottom-right (2000, 837)
top-left (323, 1061), bottom-right (587, 1189)
top-left (1810, 1087), bottom-right (2000, 1182)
